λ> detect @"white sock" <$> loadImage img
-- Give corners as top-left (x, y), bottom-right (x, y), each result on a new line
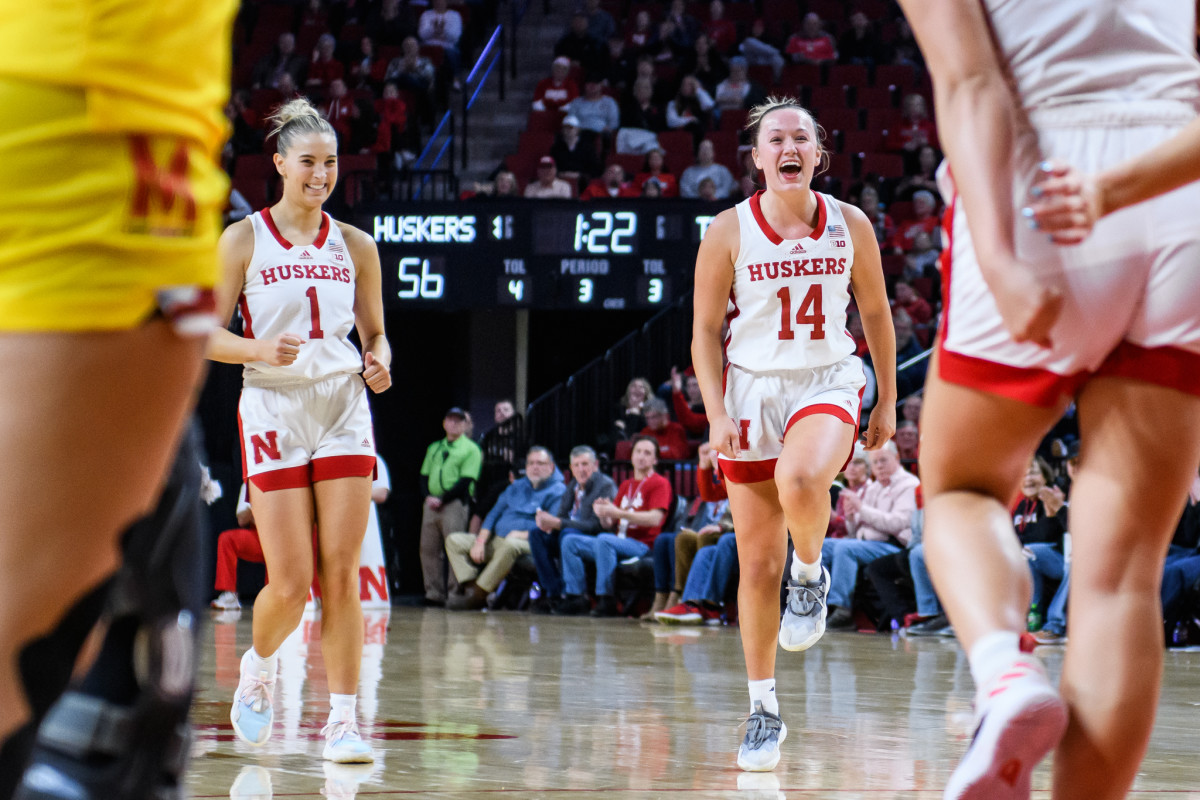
top-left (329, 693), bottom-right (357, 723)
top-left (248, 647), bottom-right (278, 681)
top-left (748, 678), bottom-right (779, 715)
top-left (791, 555), bottom-right (823, 583)
top-left (968, 631), bottom-right (1022, 687)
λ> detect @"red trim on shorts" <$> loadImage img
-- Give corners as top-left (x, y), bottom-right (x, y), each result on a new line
top-left (721, 458), bottom-right (777, 484)
top-left (784, 403), bottom-right (856, 434)
top-left (1096, 342), bottom-right (1200, 398)
top-left (260, 207), bottom-right (293, 249)
top-left (237, 292), bottom-right (255, 338)
top-left (313, 212), bottom-right (332, 249)
top-left (748, 190), bottom-right (826, 244)
top-left (311, 455), bottom-right (376, 483)
top-left (937, 348), bottom-right (1085, 408)
top-left (250, 465), bottom-right (312, 492)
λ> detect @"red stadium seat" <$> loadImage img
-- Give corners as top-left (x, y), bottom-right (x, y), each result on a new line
top-left (828, 64), bottom-right (869, 89)
top-left (858, 152), bottom-right (906, 179)
top-left (517, 130), bottom-right (555, 157)
top-left (719, 107), bottom-right (749, 133)
top-left (824, 153), bottom-right (853, 181)
top-left (814, 107), bottom-right (859, 135)
top-left (527, 110), bottom-right (564, 133)
top-left (763, 0), bottom-right (801, 24)
top-left (863, 107), bottom-right (904, 136)
top-left (657, 130), bottom-right (696, 164)
top-left (780, 64), bottom-right (822, 93)
top-left (888, 200), bottom-right (915, 222)
top-left (748, 65), bottom-right (776, 90)
top-left (614, 440), bottom-right (634, 462)
top-left (874, 64), bottom-right (917, 91)
top-left (610, 152), bottom-right (645, 178)
top-left (808, 85), bottom-right (848, 111)
top-left (854, 85), bottom-right (896, 111)
top-left (881, 254), bottom-right (906, 276)
top-left (842, 129), bottom-right (882, 155)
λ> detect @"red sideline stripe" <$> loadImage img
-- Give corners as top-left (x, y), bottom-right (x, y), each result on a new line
top-left (312, 455), bottom-right (376, 483)
top-left (720, 458), bottom-right (777, 484)
top-left (1095, 341), bottom-right (1200, 398)
top-left (251, 465), bottom-right (311, 492)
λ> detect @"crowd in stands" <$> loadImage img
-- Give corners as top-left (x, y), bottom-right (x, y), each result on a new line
top-left (225, 0), bottom-right (497, 210)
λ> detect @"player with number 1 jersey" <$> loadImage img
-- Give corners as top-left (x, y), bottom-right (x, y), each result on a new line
top-left (207, 98), bottom-right (392, 766)
top-left (691, 98), bottom-right (896, 773)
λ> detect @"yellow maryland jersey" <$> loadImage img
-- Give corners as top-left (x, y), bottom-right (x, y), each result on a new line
top-left (0, 0), bottom-right (238, 157)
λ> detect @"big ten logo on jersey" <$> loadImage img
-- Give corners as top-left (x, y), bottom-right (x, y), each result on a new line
top-left (251, 431), bottom-right (282, 464)
top-left (124, 135), bottom-right (198, 237)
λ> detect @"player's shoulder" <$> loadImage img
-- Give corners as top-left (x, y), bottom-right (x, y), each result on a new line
top-left (702, 204), bottom-right (742, 242)
top-left (831, 197), bottom-right (874, 239)
top-left (219, 216), bottom-right (257, 253)
top-left (334, 219), bottom-right (378, 257)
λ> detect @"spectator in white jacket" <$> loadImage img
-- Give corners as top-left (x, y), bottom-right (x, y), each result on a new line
top-left (418, 0), bottom-right (463, 77)
top-left (820, 442), bottom-right (920, 629)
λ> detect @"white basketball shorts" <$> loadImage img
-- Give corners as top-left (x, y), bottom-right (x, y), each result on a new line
top-left (718, 355), bottom-right (866, 484)
top-left (938, 101), bottom-right (1200, 406)
top-left (238, 374), bottom-right (376, 491)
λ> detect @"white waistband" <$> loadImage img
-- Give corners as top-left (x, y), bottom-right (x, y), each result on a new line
top-left (1028, 99), bottom-right (1198, 129)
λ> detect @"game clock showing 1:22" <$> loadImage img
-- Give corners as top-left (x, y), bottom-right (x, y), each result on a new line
top-left (363, 200), bottom-right (726, 311)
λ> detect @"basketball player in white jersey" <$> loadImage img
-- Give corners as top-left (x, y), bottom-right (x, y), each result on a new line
top-left (898, 2), bottom-right (1200, 798)
top-left (692, 98), bottom-right (896, 771)
top-left (207, 98), bottom-right (392, 764)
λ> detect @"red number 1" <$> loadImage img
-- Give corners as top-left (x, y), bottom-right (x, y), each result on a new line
top-left (305, 286), bottom-right (325, 339)
top-left (776, 284), bottom-right (826, 341)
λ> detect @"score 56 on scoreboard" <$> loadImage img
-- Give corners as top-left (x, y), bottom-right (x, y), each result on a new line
top-left (364, 200), bottom-right (723, 311)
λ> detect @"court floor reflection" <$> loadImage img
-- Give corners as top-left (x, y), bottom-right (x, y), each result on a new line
top-left (188, 608), bottom-right (1200, 798)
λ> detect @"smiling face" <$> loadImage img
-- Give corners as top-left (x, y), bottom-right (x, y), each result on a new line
top-left (275, 131), bottom-right (338, 209)
top-left (1021, 459), bottom-right (1048, 497)
top-left (753, 107), bottom-right (821, 195)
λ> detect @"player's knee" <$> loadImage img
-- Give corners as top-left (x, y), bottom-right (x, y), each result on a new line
top-left (272, 571), bottom-right (315, 607)
top-left (739, 552), bottom-right (785, 584)
top-left (775, 468), bottom-right (828, 508)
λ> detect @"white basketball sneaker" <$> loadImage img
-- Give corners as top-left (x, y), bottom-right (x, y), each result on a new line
top-left (322, 718), bottom-right (375, 763)
top-left (944, 657), bottom-right (1067, 799)
top-left (778, 567), bottom-right (830, 652)
top-left (737, 701), bottom-right (788, 772)
top-left (231, 650), bottom-right (276, 745)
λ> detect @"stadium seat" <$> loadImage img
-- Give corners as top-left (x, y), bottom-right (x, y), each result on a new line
top-left (874, 64), bottom-right (917, 91)
top-left (858, 152), bottom-right (906, 179)
top-left (854, 85), bottom-right (896, 110)
top-left (719, 107), bottom-right (749, 133)
top-left (828, 64), bottom-right (869, 90)
top-left (842, 129), bottom-right (882, 155)
top-left (780, 64), bottom-right (822, 93)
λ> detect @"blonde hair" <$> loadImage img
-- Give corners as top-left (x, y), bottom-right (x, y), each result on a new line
top-left (622, 377), bottom-right (653, 410)
top-left (745, 95), bottom-right (827, 175)
top-left (267, 97), bottom-right (337, 156)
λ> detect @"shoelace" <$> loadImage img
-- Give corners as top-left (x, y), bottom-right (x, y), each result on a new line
top-left (238, 673), bottom-right (274, 713)
top-left (786, 578), bottom-right (824, 616)
top-left (322, 718), bottom-right (363, 744)
top-left (739, 711), bottom-right (782, 751)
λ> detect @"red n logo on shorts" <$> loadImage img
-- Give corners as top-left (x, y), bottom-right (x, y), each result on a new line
top-left (127, 135), bottom-right (197, 236)
top-left (251, 431), bottom-right (282, 464)
top-left (738, 419), bottom-right (751, 451)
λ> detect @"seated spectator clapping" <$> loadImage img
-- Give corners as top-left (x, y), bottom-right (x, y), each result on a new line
top-left (822, 443), bottom-right (920, 630)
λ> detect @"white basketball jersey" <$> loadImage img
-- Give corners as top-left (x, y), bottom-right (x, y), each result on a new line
top-left (725, 191), bottom-right (856, 372)
top-left (240, 209), bottom-right (362, 388)
top-left (983, 0), bottom-right (1200, 112)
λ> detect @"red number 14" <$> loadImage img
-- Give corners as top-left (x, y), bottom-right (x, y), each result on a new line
top-left (776, 284), bottom-right (825, 340)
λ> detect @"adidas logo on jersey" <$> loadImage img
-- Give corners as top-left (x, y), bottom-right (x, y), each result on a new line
top-left (361, 438), bottom-right (371, 448)
top-left (298, 250), bottom-right (314, 260)
top-left (789, 242), bottom-right (806, 254)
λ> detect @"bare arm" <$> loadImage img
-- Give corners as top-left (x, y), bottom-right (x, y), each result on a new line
top-left (206, 219), bottom-right (305, 366)
top-left (343, 223), bottom-right (393, 393)
top-left (898, 0), bottom-right (1063, 347)
top-left (843, 202), bottom-right (897, 449)
top-left (691, 209), bottom-right (740, 458)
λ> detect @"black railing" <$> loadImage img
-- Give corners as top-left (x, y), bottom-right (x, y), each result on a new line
top-left (526, 292), bottom-right (694, 460)
top-left (460, 25), bottom-right (506, 169)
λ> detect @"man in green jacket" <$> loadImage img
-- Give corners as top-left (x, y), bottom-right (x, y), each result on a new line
top-left (419, 407), bottom-right (482, 605)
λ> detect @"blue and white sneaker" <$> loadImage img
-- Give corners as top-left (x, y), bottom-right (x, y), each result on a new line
top-left (322, 718), bottom-right (375, 763)
top-left (737, 701), bottom-right (788, 772)
top-left (231, 649), bottom-right (276, 745)
top-left (778, 567), bottom-right (830, 652)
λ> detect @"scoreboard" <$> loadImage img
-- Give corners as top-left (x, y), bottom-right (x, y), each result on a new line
top-left (362, 199), bottom-right (730, 311)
